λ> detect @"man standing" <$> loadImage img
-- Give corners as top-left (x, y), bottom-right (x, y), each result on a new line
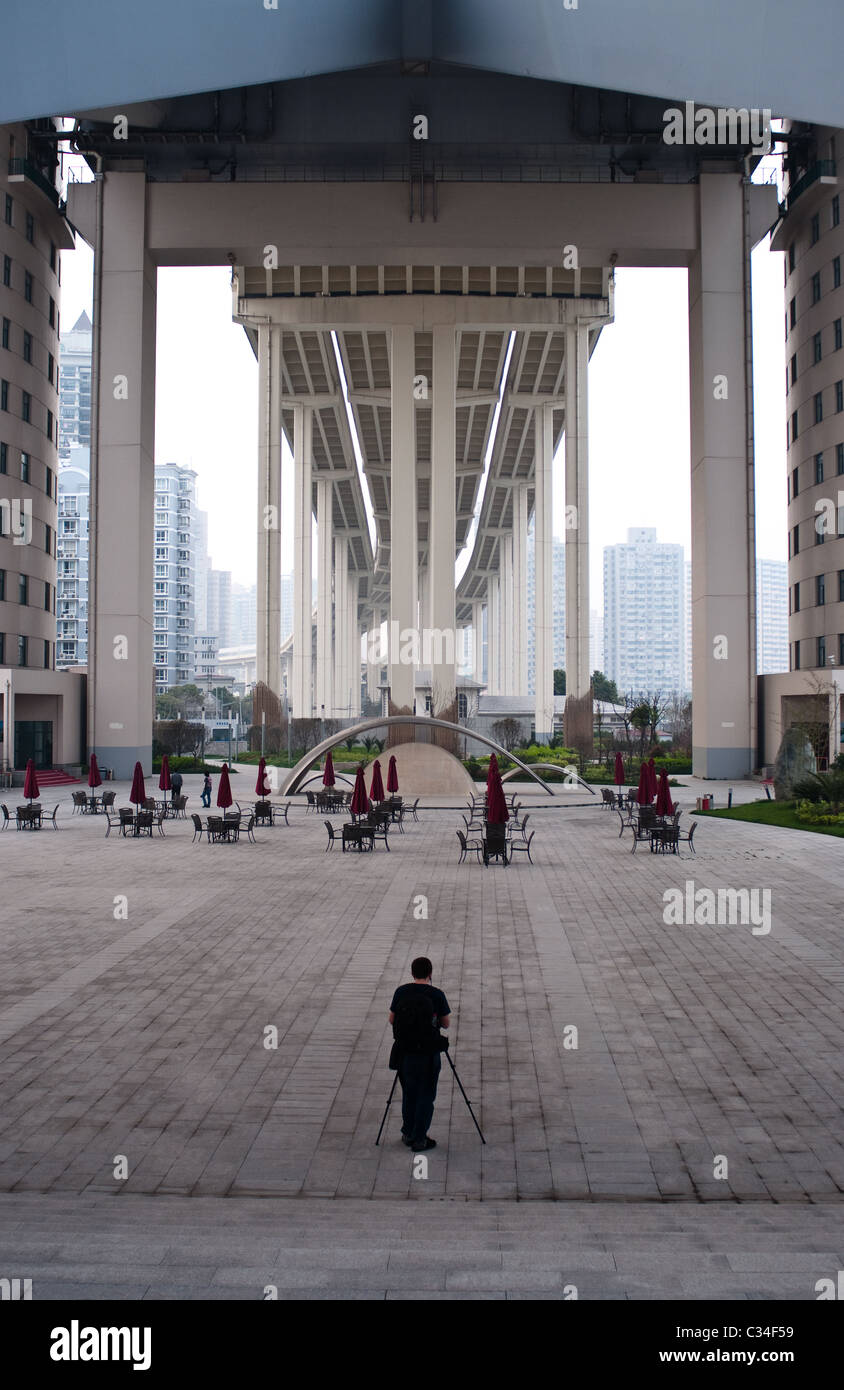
top-left (388, 957), bottom-right (451, 1153)
top-left (169, 768), bottom-right (183, 804)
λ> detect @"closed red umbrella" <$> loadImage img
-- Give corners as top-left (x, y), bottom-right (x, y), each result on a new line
top-left (655, 769), bottom-right (673, 816)
top-left (486, 768), bottom-right (509, 824)
top-left (648, 756), bottom-right (657, 799)
top-left (255, 756), bottom-right (271, 797)
top-left (614, 751), bottom-right (625, 786)
top-left (322, 750), bottom-right (336, 788)
top-left (386, 754), bottom-right (399, 794)
top-left (158, 754), bottom-right (171, 793)
top-left (217, 763), bottom-right (233, 810)
top-left (129, 761), bottom-right (146, 808)
top-left (369, 758), bottom-right (385, 802)
top-left (636, 762), bottom-right (651, 805)
top-left (351, 765), bottom-right (369, 816)
top-left (88, 753), bottom-right (102, 790)
top-left (486, 752), bottom-right (499, 788)
top-left (23, 758), bottom-right (40, 803)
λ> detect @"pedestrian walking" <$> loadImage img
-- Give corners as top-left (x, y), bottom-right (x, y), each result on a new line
top-left (170, 768), bottom-right (183, 804)
top-left (201, 772), bottom-right (212, 808)
top-left (388, 957), bottom-right (451, 1153)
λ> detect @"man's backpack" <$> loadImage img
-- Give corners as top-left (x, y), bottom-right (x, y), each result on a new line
top-left (392, 990), bottom-right (438, 1055)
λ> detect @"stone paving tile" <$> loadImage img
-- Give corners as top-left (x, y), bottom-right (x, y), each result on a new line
top-left (0, 778), bottom-right (842, 1294)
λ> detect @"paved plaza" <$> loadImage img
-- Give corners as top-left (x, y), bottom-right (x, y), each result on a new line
top-left (0, 774), bottom-right (842, 1298)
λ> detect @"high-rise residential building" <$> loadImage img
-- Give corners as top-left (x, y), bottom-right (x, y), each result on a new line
top-left (194, 506), bottom-right (209, 633)
top-left (193, 631), bottom-right (218, 684)
top-left (589, 608), bottom-right (604, 679)
top-left (206, 567), bottom-right (232, 650)
top-left (684, 559), bottom-right (692, 694)
top-left (756, 557), bottom-right (789, 674)
top-left (281, 571), bottom-right (294, 643)
top-left (56, 444), bottom-right (90, 667)
top-left (776, 124), bottom-right (844, 677)
top-left (230, 581), bottom-right (257, 646)
top-left (58, 309), bottom-right (91, 459)
top-left (603, 528), bottom-right (685, 696)
top-left (526, 522), bottom-right (565, 694)
top-left (153, 462), bottom-right (199, 692)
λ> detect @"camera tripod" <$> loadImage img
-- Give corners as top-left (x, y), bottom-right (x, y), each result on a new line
top-left (374, 1046), bottom-right (486, 1146)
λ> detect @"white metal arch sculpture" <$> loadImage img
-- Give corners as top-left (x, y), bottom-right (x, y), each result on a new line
top-left (500, 762), bottom-right (596, 796)
top-left (280, 715), bottom-right (555, 795)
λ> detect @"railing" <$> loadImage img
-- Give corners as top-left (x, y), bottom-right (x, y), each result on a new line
top-left (8, 158), bottom-right (63, 210)
top-left (779, 160), bottom-right (837, 217)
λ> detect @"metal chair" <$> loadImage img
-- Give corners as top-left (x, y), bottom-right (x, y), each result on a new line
top-left (456, 828), bottom-right (483, 864)
top-left (508, 830), bottom-right (535, 863)
top-left (243, 814), bottom-right (257, 843)
top-left (254, 799), bottom-right (273, 826)
top-left (101, 790), bottom-right (116, 810)
top-left (366, 810), bottom-right (390, 851)
top-left (272, 801), bottom-right (291, 825)
top-left (0, 803), bottom-right (9, 830)
top-left (48, 805), bottom-right (59, 830)
top-left (483, 823), bottom-right (509, 867)
top-left (206, 816), bottom-right (225, 843)
top-left (173, 795), bottom-right (188, 819)
top-left (305, 791), bottom-right (317, 814)
top-left (677, 821), bottom-right (697, 854)
top-left (191, 813), bottom-right (204, 843)
top-left (324, 819), bottom-right (336, 851)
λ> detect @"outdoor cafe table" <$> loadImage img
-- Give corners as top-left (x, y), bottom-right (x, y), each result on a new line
top-left (16, 805), bottom-right (42, 830)
top-left (342, 824), bottom-right (375, 852)
top-left (87, 795), bottom-right (103, 813)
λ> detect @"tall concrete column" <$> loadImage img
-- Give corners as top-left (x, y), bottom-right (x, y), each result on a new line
top-left (689, 173), bottom-right (756, 777)
top-left (257, 323), bottom-right (282, 694)
top-left (89, 172), bottom-right (156, 778)
top-left (418, 566), bottom-right (430, 634)
top-left (500, 534), bottom-right (514, 695)
top-left (366, 607), bottom-right (383, 704)
top-left (487, 573), bottom-right (500, 696)
top-left (389, 324), bottom-right (417, 712)
top-left (430, 323), bottom-right (457, 713)
top-left (512, 484), bottom-right (529, 695)
top-left (334, 535), bottom-right (348, 716)
top-left (292, 404), bottom-right (313, 717)
top-left (348, 572), bottom-right (360, 717)
top-left (315, 475), bottom-right (333, 720)
top-left (534, 404), bottom-right (554, 741)
top-left (471, 601), bottom-right (483, 685)
top-left (564, 322), bottom-right (591, 700)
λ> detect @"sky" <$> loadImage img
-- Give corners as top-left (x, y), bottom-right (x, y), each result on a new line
top-left (58, 205), bottom-right (787, 598)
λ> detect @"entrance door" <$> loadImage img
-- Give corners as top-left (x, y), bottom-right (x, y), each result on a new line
top-left (14, 721), bottom-right (53, 768)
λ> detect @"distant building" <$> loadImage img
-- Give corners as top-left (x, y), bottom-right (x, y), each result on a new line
top-left (56, 445), bottom-right (90, 667)
top-left (231, 581), bottom-right (257, 646)
top-left (153, 462), bottom-right (199, 692)
top-left (527, 523), bottom-right (565, 694)
top-left (756, 557), bottom-right (789, 674)
top-left (58, 309), bottom-right (92, 459)
top-left (603, 528), bottom-right (685, 696)
top-left (206, 567), bottom-right (232, 649)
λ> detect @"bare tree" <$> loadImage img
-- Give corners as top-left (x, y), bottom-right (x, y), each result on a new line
top-left (491, 717), bottom-right (522, 752)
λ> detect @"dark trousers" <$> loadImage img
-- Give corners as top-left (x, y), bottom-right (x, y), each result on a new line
top-left (399, 1052), bottom-right (441, 1144)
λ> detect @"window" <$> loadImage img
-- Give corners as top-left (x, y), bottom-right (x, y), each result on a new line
top-left (840, 633), bottom-right (844, 667)
top-left (838, 382), bottom-right (844, 413)
top-left (3, 194), bottom-right (11, 226)
top-left (1, 318), bottom-right (8, 350)
top-left (793, 583), bottom-right (800, 612)
top-left (836, 257), bottom-right (842, 289)
top-left (834, 195), bottom-right (841, 227)
top-left (46, 408), bottom-right (53, 440)
top-left (25, 211), bottom-right (34, 244)
top-left (47, 353), bottom-right (54, 385)
top-left (793, 523), bottom-right (800, 554)
top-left (791, 353), bottom-right (798, 384)
top-left (815, 453), bottom-right (824, 484)
top-left (816, 522), bottom-right (825, 545)
top-left (20, 451), bottom-right (29, 483)
top-left (0, 442), bottom-right (5, 473)
top-left (18, 635), bottom-right (27, 667)
top-left (794, 640), bottom-right (800, 670)
top-left (840, 570), bottom-right (844, 603)
top-left (43, 639), bottom-right (51, 670)
top-left (811, 212), bottom-right (820, 244)
top-left (24, 270), bottom-right (32, 303)
top-left (817, 574), bottom-right (826, 605)
top-left (21, 391), bottom-right (30, 423)
top-left (0, 570), bottom-right (4, 600)
top-left (49, 242), bottom-right (56, 272)
top-left (837, 319), bottom-right (843, 351)
top-left (791, 409), bottom-right (798, 441)
top-left (788, 241), bottom-right (796, 272)
top-left (790, 297), bottom-right (797, 327)
top-left (44, 581), bottom-right (51, 611)
top-left (812, 272), bottom-right (822, 303)
top-left (814, 331), bottom-right (822, 363)
top-left (0, 634), bottom-right (4, 664)
top-left (815, 392), bottom-right (823, 424)
top-left (48, 297), bottom-right (55, 328)
top-left (22, 330), bottom-right (32, 363)
top-left (792, 465), bottom-right (799, 497)
top-left (839, 443), bottom-right (844, 476)
top-left (2, 256), bottom-right (10, 287)
top-left (45, 523), bottom-right (52, 555)
top-left (818, 636), bottom-right (827, 667)
top-left (1, 380), bottom-right (7, 412)
top-left (45, 465), bottom-right (52, 496)
top-left (18, 573), bottom-right (28, 605)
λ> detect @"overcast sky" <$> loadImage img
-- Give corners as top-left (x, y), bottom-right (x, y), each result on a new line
top-left (59, 227), bottom-right (786, 597)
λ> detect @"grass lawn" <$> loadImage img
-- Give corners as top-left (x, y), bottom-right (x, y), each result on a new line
top-left (695, 800), bottom-right (844, 838)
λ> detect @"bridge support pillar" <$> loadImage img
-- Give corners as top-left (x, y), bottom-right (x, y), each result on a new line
top-left (534, 404), bottom-right (555, 741)
top-left (512, 484), bottom-right (529, 696)
top-left (389, 324), bottom-right (418, 713)
top-left (292, 403), bottom-right (313, 716)
top-left (430, 324), bottom-right (457, 714)
top-left (315, 475), bottom-right (333, 719)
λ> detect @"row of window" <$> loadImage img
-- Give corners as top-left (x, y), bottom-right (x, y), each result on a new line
top-left (0, 632), bottom-right (54, 668)
top-left (790, 570), bottom-right (844, 611)
top-left (0, 381), bottom-right (58, 445)
top-left (787, 318), bottom-right (844, 394)
top-left (0, 441), bottom-right (56, 496)
top-left (789, 443), bottom-right (844, 498)
top-left (2, 316), bottom-right (58, 390)
top-left (789, 514), bottom-right (844, 554)
top-left (788, 381), bottom-right (844, 446)
top-left (4, 194), bottom-right (58, 273)
top-left (0, 569), bottom-right (55, 611)
top-left (791, 634), bottom-right (844, 670)
top-left (787, 196), bottom-right (841, 279)
top-left (786, 255), bottom-right (842, 340)
top-left (2, 255), bottom-right (59, 332)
